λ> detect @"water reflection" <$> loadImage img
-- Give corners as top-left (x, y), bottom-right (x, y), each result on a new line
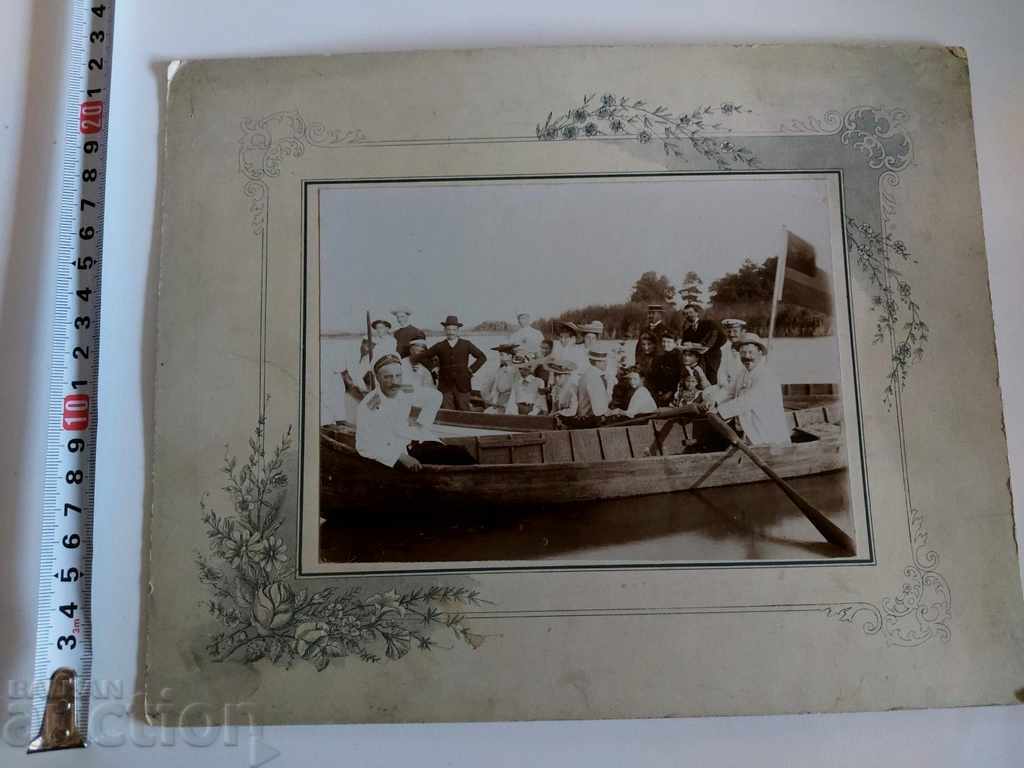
top-left (320, 469), bottom-right (853, 564)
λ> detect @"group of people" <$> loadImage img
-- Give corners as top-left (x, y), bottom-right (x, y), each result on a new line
top-left (346, 302), bottom-right (792, 471)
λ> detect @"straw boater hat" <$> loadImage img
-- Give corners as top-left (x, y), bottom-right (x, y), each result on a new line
top-left (547, 360), bottom-right (577, 374)
top-left (587, 349), bottom-right (609, 361)
top-left (554, 320), bottom-right (579, 335)
top-left (407, 338), bottom-right (429, 350)
top-left (441, 315), bottom-right (463, 327)
top-left (512, 355), bottom-right (534, 369)
top-left (736, 332), bottom-right (768, 353)
top-left (577, 320), bottom-right (604, 336)
top-left (390, 305), bottom-right (413, 316)
top-left (679, 341), bottom-right (709, 355)
top-left (721, 318), bottom-right (746, 329)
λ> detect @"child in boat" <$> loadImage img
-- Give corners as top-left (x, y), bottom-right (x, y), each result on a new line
top-left (609, 367), bottom-right (658, 418)
top-left (672, 369), bottom-right (705, 406)
top-left (479, 343), bottom-right (517, 413)
top-left (510, 355), bottom-right (548, 415)
top-left (672, 342), bottom-right (711, 405)
top-left (548, 361), bottom-right (579, 417)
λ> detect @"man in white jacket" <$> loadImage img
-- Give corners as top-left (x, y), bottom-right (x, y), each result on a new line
top-left (704, 333), bottom-right (791, 446)
top-left (356, 356), bottom-right (473, 470)
top-left (714, 318), bottom-right (747, 398)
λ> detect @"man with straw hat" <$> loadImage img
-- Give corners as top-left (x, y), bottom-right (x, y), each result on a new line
top-left (509, 355), bottom-right (548, 415)
top-left (703, 333), bottom-right (791, 446)
top-left (715, 318), bottom-right (748, 398)
top-left (577, 349), bottom-right (612, 419)
top-left (547, 360), bottom-right (579, 417)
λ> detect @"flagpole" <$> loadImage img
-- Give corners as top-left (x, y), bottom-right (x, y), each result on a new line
top-left (767, 228), bottom-right (789, 356)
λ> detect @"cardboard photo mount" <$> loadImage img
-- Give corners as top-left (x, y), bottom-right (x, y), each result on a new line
top-left (147, 45), bottom-right (1024, 724)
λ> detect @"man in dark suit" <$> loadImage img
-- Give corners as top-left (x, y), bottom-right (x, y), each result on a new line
top-left (414, 315), bottom-right (487, 411)
top-left (391, 305), bottom-right (426, 358)
top-left (679, 303), bottom-right (726, 385)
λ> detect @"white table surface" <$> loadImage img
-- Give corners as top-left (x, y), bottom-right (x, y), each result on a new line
top-left (1, 1), bottom-right (1022, 765)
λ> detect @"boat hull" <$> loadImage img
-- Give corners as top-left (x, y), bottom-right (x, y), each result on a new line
top-left (320, 419), bottom-right (846, 512)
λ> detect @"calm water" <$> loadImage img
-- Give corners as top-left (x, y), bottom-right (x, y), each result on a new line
top-left (320, 333), bottom-right (841, 424)
top-left (320, 469), bottom-right (853, 564)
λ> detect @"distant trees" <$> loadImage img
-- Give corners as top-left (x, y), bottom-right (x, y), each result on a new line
top-left (629, 271), bottom-right (676, 305)
top-left (679, 270), bottom-right (705, 306)
top-left (708, 256), bottom-right (831, 337)
top-left (527, 264), bottom-right (832, 341)
top-left (469, 320), bottom-right (516, 333)
top-left (708, 257), bottom-right (777, 304)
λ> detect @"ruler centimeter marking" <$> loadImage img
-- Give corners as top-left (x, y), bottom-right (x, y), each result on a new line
top-left (28, 0), bottom-right (115, 753)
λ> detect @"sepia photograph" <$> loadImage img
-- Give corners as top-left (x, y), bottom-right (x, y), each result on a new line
top-left (309, 173), bottom-right (867, 570)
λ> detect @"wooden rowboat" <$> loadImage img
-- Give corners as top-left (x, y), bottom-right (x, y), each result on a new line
top-left (433, 389), bottom-right (840, 433)
top-left (320, 405), bottom-right (846, 512)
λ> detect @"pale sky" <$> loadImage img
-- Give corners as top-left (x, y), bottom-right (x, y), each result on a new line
top-left (319, 175), bottom-right (837, 333)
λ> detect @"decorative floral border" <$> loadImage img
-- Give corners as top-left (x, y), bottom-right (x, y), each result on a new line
top-left (199, 98), bottom-right (949, 672)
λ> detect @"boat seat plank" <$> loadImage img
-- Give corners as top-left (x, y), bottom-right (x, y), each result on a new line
top-left (794, 408), bottom-right (826, 427)
top-left (652, 420), bottom-right (687, 456)
top-left (478, 445), bottom-right (513, 464)
top-left (796, 422), bottom-right (842, 439)
top-left (477, 435), bottom-right (513, 465)
top-left (825, 404), bottom-right (843, 423)
top-left (626, 424), bottom-right (658, 457)
top-left (477, 433), bottom-right (548, 448)
top-left (598, 427), bottom-right (632, 461)
top-left (441, 435), bottom-right (479, 461)
top-left (512, 442), bottom-right (545, 464)
top-left (542, 431), bottom-right (574, 463)
top-left (570, 429), bottom-right (603, 463)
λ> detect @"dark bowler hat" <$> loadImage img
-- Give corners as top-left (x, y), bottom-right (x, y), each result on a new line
top-left (683, 302), bottom-right (703, 312)
top-left (441, 315), bottom-right (463, 327)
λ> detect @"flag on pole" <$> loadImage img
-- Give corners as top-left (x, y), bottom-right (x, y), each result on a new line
top-left (774, 230), bottom-right (833, 316)
top-left (767, 230), bottom-right (833, 348)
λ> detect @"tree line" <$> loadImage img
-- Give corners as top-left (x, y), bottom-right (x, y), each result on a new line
top-left (524, 258), bottom-right (833, 339)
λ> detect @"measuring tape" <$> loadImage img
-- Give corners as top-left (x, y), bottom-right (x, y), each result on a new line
top-left (28, 0), bottom-right (115, 753)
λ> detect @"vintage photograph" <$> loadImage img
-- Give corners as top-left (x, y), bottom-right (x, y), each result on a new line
top-left (312, 173), bottom-right (866, 569)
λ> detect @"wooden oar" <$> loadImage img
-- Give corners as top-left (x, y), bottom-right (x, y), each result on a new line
top-left (705, 412), bottom-right (855, 555)
top-left (365, 310), bottom-right (376, 388)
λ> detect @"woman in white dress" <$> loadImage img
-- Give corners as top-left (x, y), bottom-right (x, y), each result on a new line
top-left (609, 367), bottom-right (657, 418)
